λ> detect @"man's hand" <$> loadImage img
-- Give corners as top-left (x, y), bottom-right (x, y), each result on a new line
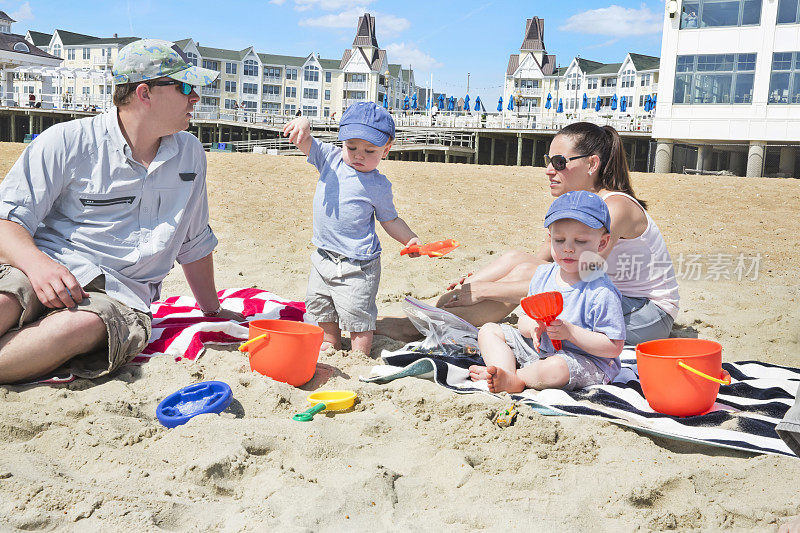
top-left (445, 272), bottom-right (473, 291)
top-left (25, 255), bottom-right (88, 309)
top-left (211, 308), bottom-right (246, 322)
top-left (282, 117), bottom-right (312, 155)
top-left (442, 281), bottom-right (484, 308)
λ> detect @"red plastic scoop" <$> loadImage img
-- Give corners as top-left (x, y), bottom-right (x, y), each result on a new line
top-left (401, 239), bottom-right (460, 257)
top-left (520, 291), bottom-right (564, 351)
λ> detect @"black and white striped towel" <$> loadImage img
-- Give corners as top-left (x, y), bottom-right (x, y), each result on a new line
top-left (362, 344), bottom-right (800, 458)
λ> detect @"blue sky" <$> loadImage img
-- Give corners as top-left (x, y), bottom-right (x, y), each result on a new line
top-left (2, 0), bottom-right (666, 102)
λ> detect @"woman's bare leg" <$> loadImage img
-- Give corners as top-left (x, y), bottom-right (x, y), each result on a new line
top-left (375, 251), bottom-right (546, 341)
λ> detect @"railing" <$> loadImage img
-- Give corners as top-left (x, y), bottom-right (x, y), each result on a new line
top-left (92, 57), bottom-right (112, 66)
top-left (599, 86), bottom-right (617, 96)
top-left (262, 93), bottom-right (281, 102)
top-left (344, 97), bottom-right (366, 107)
top-left (262, 75), bottom-right (281, 83)
top-left (201, 87), bottom-right (221, 96)
top-left (344, 81), bottom-right (367, 91)
top-left (517, 87), bottom-right (542, 97)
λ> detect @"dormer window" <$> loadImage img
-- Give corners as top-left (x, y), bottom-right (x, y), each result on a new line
top-left (13, 42), bottom-right (30, 53)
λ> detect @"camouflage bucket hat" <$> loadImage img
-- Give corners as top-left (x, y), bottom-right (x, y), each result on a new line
top-left (112, 39), bottom-right (219, 86)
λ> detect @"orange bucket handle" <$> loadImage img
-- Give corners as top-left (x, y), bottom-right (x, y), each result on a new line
top-left (677, 360), bottom-right (732, 385)
top-left (238, 333), bottom-right (268, 353)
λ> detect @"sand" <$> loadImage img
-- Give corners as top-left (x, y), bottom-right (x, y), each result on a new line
top-left (1, 142), bottom-right (799, 531)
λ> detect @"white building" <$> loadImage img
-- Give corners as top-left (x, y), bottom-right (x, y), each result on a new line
top-left (0, 12), bottom-right (61, 107)
top-left (652, 0), bottom-right (800, 177)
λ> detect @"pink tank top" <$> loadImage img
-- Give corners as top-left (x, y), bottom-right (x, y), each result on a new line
top-left (602, 192), bottom-right (680, 318)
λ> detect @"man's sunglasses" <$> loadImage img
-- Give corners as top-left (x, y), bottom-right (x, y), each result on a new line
top-left (544, 153), bottom-right (591, 171)
top-left (147, 80), bottom-right (196, 95)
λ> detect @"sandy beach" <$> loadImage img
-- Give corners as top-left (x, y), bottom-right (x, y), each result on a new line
top-left (1, 142), bottom-right (799, 531)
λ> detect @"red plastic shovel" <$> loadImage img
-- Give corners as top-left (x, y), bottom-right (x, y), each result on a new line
top-left (401, 239), bottom-right (460, 257)
top-left (520, 291), bottom-right (564, 351)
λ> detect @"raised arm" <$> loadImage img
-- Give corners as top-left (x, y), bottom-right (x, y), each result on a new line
top-left (282, 117), bottom-right (313, 156)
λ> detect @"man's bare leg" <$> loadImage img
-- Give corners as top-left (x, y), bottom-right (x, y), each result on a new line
top-left (0, 310), bottom-right (106, 384)
top-left (0, 293), bottom-right (23, 337)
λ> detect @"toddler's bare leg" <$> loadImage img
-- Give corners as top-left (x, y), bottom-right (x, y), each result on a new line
top-left (516, 357), bottom-right (570, 390)
top-left (470, 323), bottom-right (516, 382)
top-left (318, 322), bottom-right (341, 351)
top-left (350, 330), bottom-right (373, 356)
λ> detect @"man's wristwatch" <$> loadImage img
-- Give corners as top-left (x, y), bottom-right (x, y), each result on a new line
top-left (202, 305), bottom-right (222, 317)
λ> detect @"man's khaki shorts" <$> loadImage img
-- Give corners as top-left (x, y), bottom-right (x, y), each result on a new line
top-left (0, 264), bottom-right (151, 379)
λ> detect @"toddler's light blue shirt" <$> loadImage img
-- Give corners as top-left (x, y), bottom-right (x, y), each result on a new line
top-left (528, 263), bottom-right (626, 380)
top-left (308, 138), bottom-right (398, 260)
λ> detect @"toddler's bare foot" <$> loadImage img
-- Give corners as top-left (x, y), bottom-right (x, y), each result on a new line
top-left (469, 365), bottom-right (491, 381)
top-left (486, 366), bottom-right (526, 394)
top-left (319, 341), bottom-right (340, 354)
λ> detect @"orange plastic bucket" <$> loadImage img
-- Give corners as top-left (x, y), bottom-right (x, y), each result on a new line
top-left (636, 338), bottom-right (731, 417)
top-left (238, 319), bottom-right (323, 387)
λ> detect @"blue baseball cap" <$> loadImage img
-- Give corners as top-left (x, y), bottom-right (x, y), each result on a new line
top-left (339, 102), bottom-right (395, 146)
top-left (544, 191), bottom-right (611, 232)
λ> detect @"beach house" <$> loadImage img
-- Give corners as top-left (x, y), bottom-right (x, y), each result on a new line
top-left (652, 0), bottom-right (800, 177)
top-left (0, 13), bottom-right (60, 108)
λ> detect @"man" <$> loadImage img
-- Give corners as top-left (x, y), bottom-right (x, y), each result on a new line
top-left (0, 39), bottom-right (242, 384)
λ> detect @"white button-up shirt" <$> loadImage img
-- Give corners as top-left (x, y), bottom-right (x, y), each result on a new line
top-left (0, 109), bottom-right (218, 312)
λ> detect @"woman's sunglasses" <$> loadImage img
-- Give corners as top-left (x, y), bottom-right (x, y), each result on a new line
top-left (544, 153), bottom-right (591, 171)
top-left (147, 80), bottom-right (196, 95)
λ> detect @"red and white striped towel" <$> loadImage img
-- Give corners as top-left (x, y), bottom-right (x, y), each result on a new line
top-left (135, 287), bottom-right (307, 363)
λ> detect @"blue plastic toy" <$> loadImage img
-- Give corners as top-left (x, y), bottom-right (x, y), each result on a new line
top-left (156, 381), bottom-right (233, 428)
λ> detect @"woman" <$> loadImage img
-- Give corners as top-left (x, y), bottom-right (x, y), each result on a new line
top-left (377, 122), bottom-right (679, 345)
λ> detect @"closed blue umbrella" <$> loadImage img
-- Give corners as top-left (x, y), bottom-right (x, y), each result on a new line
top-left (411, 93), bottom-right (417, 109)
top-left (438, 94), bottom-right (445, 109)
top-left (383, 96), bottom-right (388, 109)
top-left (448, 96), bottom-right (455, 111)
top-left (652, 94), bottom-right (657, 109)
top-left (619, 96), bottom-right (626, 112)
top-left (497, 96), bottom-right (503, 112)
top-left (474, 96), bottom-right (481, 111)
top-left (463, 94), bottom-right (470, 112)
top-left (557, 98), bottom-right (563, 113)
top-left (595, 96), bottom-right (601, 112)
top-left (507, 97), bottom-right (514, 111)
top-left (582, 93), bottom-right (588, 109)
top-left (403, 95), bottom-right (409, 110)
top-left (545, 92), bottom-right (552, 109)
top-left (644, 94), bottom-right (651, 112)
top-left (611, 94), bottom-right (618, 110)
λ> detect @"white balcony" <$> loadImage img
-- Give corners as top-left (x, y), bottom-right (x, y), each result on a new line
top-left (93, 57), bottom-right (112, 66)
top-left (599, 86), bottom-right (617, 96)
top-left (202, 87), bottom-right (221, 97)
top-left (344, 97), bottom-right (367, 108)
top-left (262, 75), bottom-right (281, 83)
top-left (517, 87), bottom-right (542, 97)
top-left (344, 81), bottom-right (367, 91)
top-left (262, 93), bottom-right (281, 102)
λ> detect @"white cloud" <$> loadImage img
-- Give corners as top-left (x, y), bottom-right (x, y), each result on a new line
top-left (559, 4), bottom-right (662, 36)
top-left (299, 7), bottom-right (409, 38)
top-left (293, 0), bottom-right (374, 12)
top-left (385, 42), bottom-right (441, 72)
top-left (10, 1), bottom-right (33, 22)
top-left (269, 0), bottom-right (287, 5)
top-left (587, 38), bottom-right (620, 49)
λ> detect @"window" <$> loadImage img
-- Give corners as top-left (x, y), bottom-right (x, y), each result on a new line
top-left (243, 59), bottom-right (258, 77)
top-left (225, 62), bottom-right (237, 75)
top-left (262, 84), bottom-right (280, 96)
top-left (324, 89), bottom-right (330, 100)
top-left (778, 0), bottom-right (800, 23)
top-left (13, 42), bottom-right (29, 53)
top-left (83, 48), bottom-right (90, 60)
top-left (241, 101), bottom-right (257, 111)
top-left (225, 80), bottom-right (237, 93)
top-left (264, 67), bottom-right (281, 78)
top-left (673, 53), bottom-right (756, 104)
top-left (586, 78), bottom-right (598, 89)
top-left (224, 98), bottom-right (237, 109)
top-left (304, 65), bottom-right (319, 82)
top-left (324, 106), bottom-right (330, 117)
top-left (303, 88), bottom-right (318, 99)
top-left (262, 102), bottom-right (280, 114)
top-left (680, 0), bottom-right (761, 29)
top-left (286, 68), bottom-right (297, 80)
top-left (566, 73), bottom-right (581, 91)
top-left (242, 82), bottom-right (258, 95)
top-left (620, 69), bottom-right (635, 88)
top-left (349, 73), bottom-right (366, 83)
top-left (185, 52), bottom-right (198, 66)
top-left (200, 97), bottom-right (217, 106)
top-left (325, 71), bottom-right (331, 83)
top-left (82, 87), bottom-right (90, 96)
top-left (640, 95), bottom-right (645, 106)
top-left (640, 73), bottom-right (651, 86)
top-left (203, 59), bottom-right (220, 71)
top-left (67, 48), bottom-right (75, 60)
top-left (285, 104), bottom-right (297, 115)
top-left (286, 86), bottom-right (297, 98)
top-left (768, 52), bottom-right (800, 103)
top-left (601, 77), bottom-right (617, 87)
top-left (302, 105), bottom-right (318, 116)
top-left (52, 44), bottom-right (62, 57)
